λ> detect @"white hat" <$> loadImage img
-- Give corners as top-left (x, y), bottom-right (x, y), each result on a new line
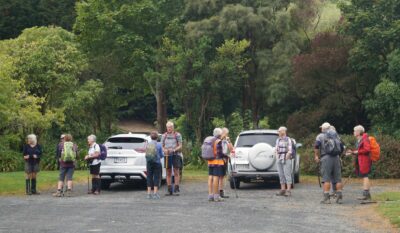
top-left (320, 122), bottom-right (331, 130)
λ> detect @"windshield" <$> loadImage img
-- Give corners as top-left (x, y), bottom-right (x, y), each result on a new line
top-left (236, 134), bottom-right (278, 147)
top-left (105, 137), bottom-right (147, 150)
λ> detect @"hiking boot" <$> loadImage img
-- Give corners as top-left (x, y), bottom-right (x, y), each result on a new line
top-left (335, 191), bottom-right (343, 204)
top-left (174, 185), bottom-right (180, 193)
top-left (53, 190), bottom-right (62, 197)
top-left (153, 193), bottom-right (160, 200)
top-left (31, 179), bottom-right (40, 195)
top-left (220, 190), bottom-right (229, 198)
top-left (167, 185), bottom-right (173, 195)
top-left (357, 191), bottom-right (371, 201)
top-left (65, 189), bottom-right (73, 197)
top-left (25, 179), bottom-right (32, 195)
top-left (284, 190), bottom-right (292, 197)
top-left (320, 193), bottom-right (331, 204)
top-left (276, 190), bottom-right (286, 196)
top-left (146, 194), bottom-right (153, 199)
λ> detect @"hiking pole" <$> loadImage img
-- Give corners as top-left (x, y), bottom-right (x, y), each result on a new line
top-left (317, 161), bottom-right (321, 188)
top-left (87, 162), bottom-right (90, 194)
top-left (228, 157), bottom-right (238, 198)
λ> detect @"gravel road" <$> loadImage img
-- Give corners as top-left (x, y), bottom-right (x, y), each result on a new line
top-left (0, 180), bottom-right (396, 233)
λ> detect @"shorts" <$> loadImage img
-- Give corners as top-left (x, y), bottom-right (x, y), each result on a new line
top-left (25, 162), bottom-right (40, 173)
top-left (208, 166), bottom-right (225, 177)
top-left (164, 154), bottom-right (182, 169)
top-left (90, 163), bottom-right (101, 175)
top-left (320, 155), bottom-right (342, 183)
top-left (222, 161), bottom-right (228, 176)
top-left (59, 167), bottom-right (75, 181)
top-left (357, 155), bottom-right (371, 177)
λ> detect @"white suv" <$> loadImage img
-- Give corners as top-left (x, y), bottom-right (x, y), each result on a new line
top-left (229, 130), bottom-right (301, 189)
top-left (99, 133), bottom-right (166, 189)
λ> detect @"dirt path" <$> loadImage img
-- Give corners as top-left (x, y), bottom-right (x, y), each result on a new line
top-left (0, 180), bottom-right (398, 233)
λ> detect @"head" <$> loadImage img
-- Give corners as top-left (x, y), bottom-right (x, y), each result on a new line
top-left (278, 126), bottom-right (287, 137)
top-left (222, 127), bottom-right (229, 138)
top-left (166, 121), bottom-right (174, 134)
top-left (60, 134), bottom-right (65, 142)
top-left (329, 126), bottom-right (336, 132)
top-left (87, 134), bottom-right (96, 145)
top-left (64, 134), bottom-right (73, 142)
top-left (213, 128), bottom-right (223, 138)
top-left (353, 125), bottom-right (365, 138)
top-left (27, 134), bottom-right (37, 145)
top-left (320, 122), bottom-right (331, 133)
top-left (150, 131), bottom-right (159, 141)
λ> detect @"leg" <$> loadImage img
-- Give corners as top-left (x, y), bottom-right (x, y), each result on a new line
top-left (284, 160), bottom-right (293, 193)
top-left (320, 157), bottom-right (331, 204)
top-left (153, 164), bottom-right (161, 198)
top-left (276, 161), bottom-right (286, 195)
top-left (173, 167), bottom-right (180, 186)
top-left (31, 171), bottom-right (39, 194)
top-left (363, 177), bottom-right (370, 190)
top-left (212, 176), bottom-right (219, 196)
top-left (25, 171), bottom-right (31, 195)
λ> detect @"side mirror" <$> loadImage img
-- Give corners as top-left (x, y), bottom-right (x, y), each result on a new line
top-left (296, 143), bottom-right (303, 149)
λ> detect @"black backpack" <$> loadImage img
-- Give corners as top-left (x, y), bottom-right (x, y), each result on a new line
top-left (322, 132), bottom-right (342, 156)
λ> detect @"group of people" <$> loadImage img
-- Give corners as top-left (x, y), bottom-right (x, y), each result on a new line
top-left (23, 121), bottom-right (374, 203)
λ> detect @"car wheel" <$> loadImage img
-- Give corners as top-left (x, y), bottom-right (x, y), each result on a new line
top-left (295, 173), bottom-right (300, 184)
top-left (230, 177), bottom-right (240, 189)
top-left (101, 180), bottom-right (111, 190)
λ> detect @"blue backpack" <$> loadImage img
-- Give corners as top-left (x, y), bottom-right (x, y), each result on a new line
top-left (98, 144), bottom-right (107, 160)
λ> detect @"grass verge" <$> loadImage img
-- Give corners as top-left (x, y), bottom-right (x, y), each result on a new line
top-left (374, 192), bottom-right (400, 228)
top-left (0, 170), bottom-right (89, 196)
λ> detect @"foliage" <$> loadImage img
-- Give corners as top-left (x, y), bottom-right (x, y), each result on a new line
top-left (375, 192), bottom-right (400, 228)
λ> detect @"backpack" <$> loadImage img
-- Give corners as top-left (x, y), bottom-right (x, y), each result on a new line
top-left (369, 136), bottom-right (380, 162)
top-left (222, 140), bottom-right (229, 156)
top-left (322, 132), bottom-right (342, 156)
top-left (98, 144), bottom-right (107, 160)
top-left (290, 138), bottom-right (297, 159)
top-left (201, 136), bottom-right (218, 160)
top-left (145, 141), bottom-right (158, 163)
top-left (62, 142), bottom-right (76, 162)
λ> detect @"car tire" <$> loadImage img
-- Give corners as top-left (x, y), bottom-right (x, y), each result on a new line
top-left (295, 173), bottom-right (300, 184)
top-left (101, 180), bottom-right (111, 190)
top-left (229, 177), bottom-right (240, 189)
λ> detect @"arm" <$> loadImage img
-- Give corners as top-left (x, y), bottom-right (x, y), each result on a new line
top-left (23, 145), bottom-right (29, 160)
top-left (174, 134), bottom-right (182, 152)
top-left (36, 145), bottom-right (42, 159)
top-left (286, 138), bottom-right (293, 159)
top-left (158, 144), bottom-right (164, 159)
top-left (314, 140), bottom-right (321, 162)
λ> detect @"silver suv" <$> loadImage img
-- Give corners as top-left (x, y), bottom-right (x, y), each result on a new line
top-left (228, 130), bottom-right (301, 189)
top-left (99, 133), bottom-right (166, 189)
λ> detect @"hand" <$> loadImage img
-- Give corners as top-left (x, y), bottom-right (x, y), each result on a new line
top-left (84, 155), bottom-right (89, 160)
top-left (314, 156), bottom-right (320, 163)
top-left (23, 155), bottom-right (29, 160)
top-left (285, 154), bottom-right (291, 160)
top-left (33, 154), bottom-right (37, 159)
top-left (345, 149), bottom-right (353, 156)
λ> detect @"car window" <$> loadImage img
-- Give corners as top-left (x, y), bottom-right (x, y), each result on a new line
top-left (105, 137), bottom-right (147, 150)
top-left (236, 134), bottom-right (278, 147)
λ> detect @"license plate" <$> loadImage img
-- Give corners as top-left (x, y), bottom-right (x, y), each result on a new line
top-left (236, 164), bottom-right (249, 170)
top-left (114, 157), bottom-right (127, 163)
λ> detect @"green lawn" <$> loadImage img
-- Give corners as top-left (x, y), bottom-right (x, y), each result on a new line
top-left (182, 167), bottom-right (208, 181)
top-left (0, 170), bottom-right (89, 196)
top-left (374, 192), bottom-right (400, 228)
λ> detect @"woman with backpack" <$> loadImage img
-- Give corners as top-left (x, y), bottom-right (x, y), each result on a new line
top-left (53, 134), bottom-right (78, 197)
top-left (145, 132), bottom-right (164, 199)
top-left (23, 134), bottom-right (42, 195)
top-left (84, 134), bottom-right (101, 195)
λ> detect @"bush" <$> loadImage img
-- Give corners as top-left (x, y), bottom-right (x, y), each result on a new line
top-left (300, 134), bottom-right (400, 178)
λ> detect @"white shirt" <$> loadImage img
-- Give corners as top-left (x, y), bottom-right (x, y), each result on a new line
top-left (88, 143), bottom-right (101, 166)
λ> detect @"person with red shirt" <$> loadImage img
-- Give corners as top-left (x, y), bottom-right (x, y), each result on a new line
top-left (346, 125), bottom-right (372, 200)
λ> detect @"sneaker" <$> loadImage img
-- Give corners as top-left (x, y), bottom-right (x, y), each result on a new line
top-left (146, 194), bottom-right (153, 199)
top-left (65, 189), bottom-right (73, 197)
top-left (320, 193), bottom-right (331, 204)
top-left (53, 191), bottom-right (62, 197)
top-left (174, 185), bottom-right (180, 193)
top-left (208, 195), bottom-right (214, 202)
top-left (214, 196), bottom-right (225, 202)
top-left (153, 193), bottom-right (160, 200)
top-left (93, 191), bottom-right (100, 195)
top-left (284, 190), bottom-right (292, 197)
top-left (336, 192), bottom-right (343, 204)
top-left (276, 190), bottom-right (286, 196)
top-left (167, 185), bottom-right (173, 195)
top-left (220, 190), bottom-right (229, 198)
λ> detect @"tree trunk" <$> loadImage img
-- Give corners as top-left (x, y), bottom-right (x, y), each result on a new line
top-left (156, 79), bottom-right (167, 133)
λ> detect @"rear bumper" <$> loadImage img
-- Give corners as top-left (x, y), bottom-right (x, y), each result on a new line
top-left (100, 166), bottom-right (147, 181)
top-left (231, 171), bottom-right (279, 180)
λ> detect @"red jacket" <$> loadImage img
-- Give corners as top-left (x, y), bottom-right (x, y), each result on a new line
top-left (357, 133), bottom-right (371, 156)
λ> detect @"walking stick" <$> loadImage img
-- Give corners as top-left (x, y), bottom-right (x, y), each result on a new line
top-left (87, 162), bottom-right (90, 194)
top-left (317, 161), bottom-right (322, 188)
top-left (228, 157), bottom-right (239, 198)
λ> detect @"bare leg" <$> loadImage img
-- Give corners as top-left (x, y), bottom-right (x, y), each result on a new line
top-left (219, 177), bottom-right (224, 191)
top-left (363, 177), bottom-right (370, 190)
top-left (173, 167), bottom-right (180, 186)
top-left (57, 181), bottom-right (63, 190)
top-left (212, 176), bottom-right (219, 195)
top-left (208, 176), bottom-right (213, 195)
top-left (67, 180), bottom-right (73, 190)
top-left (166, 169), bottom-right (172, 186)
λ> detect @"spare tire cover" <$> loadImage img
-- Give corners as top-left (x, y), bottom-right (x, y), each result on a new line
top-left (249, 143), bottom-right (275, 170)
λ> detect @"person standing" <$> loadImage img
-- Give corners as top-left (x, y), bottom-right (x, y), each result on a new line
top-left (208, 128), bottom-right (225, 202)
top-left (275, 127), bottom-right (293, 197)
top-left (145, 132), bottom-right (165, 199)
top-left (84, 134), bottom-right (101, 195)
top-left (314, 122), bottom-right (344, 204)
top-left (23, 134), bottom-right (42, 195)
top-left (219, 127), bottom-right (234, 198)
top-left (161, 121), bottom-right (183, 195)
top-left (346, 125), bottom-right (372, 201)
top-left (53, 134), bottom-right (78, 197)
